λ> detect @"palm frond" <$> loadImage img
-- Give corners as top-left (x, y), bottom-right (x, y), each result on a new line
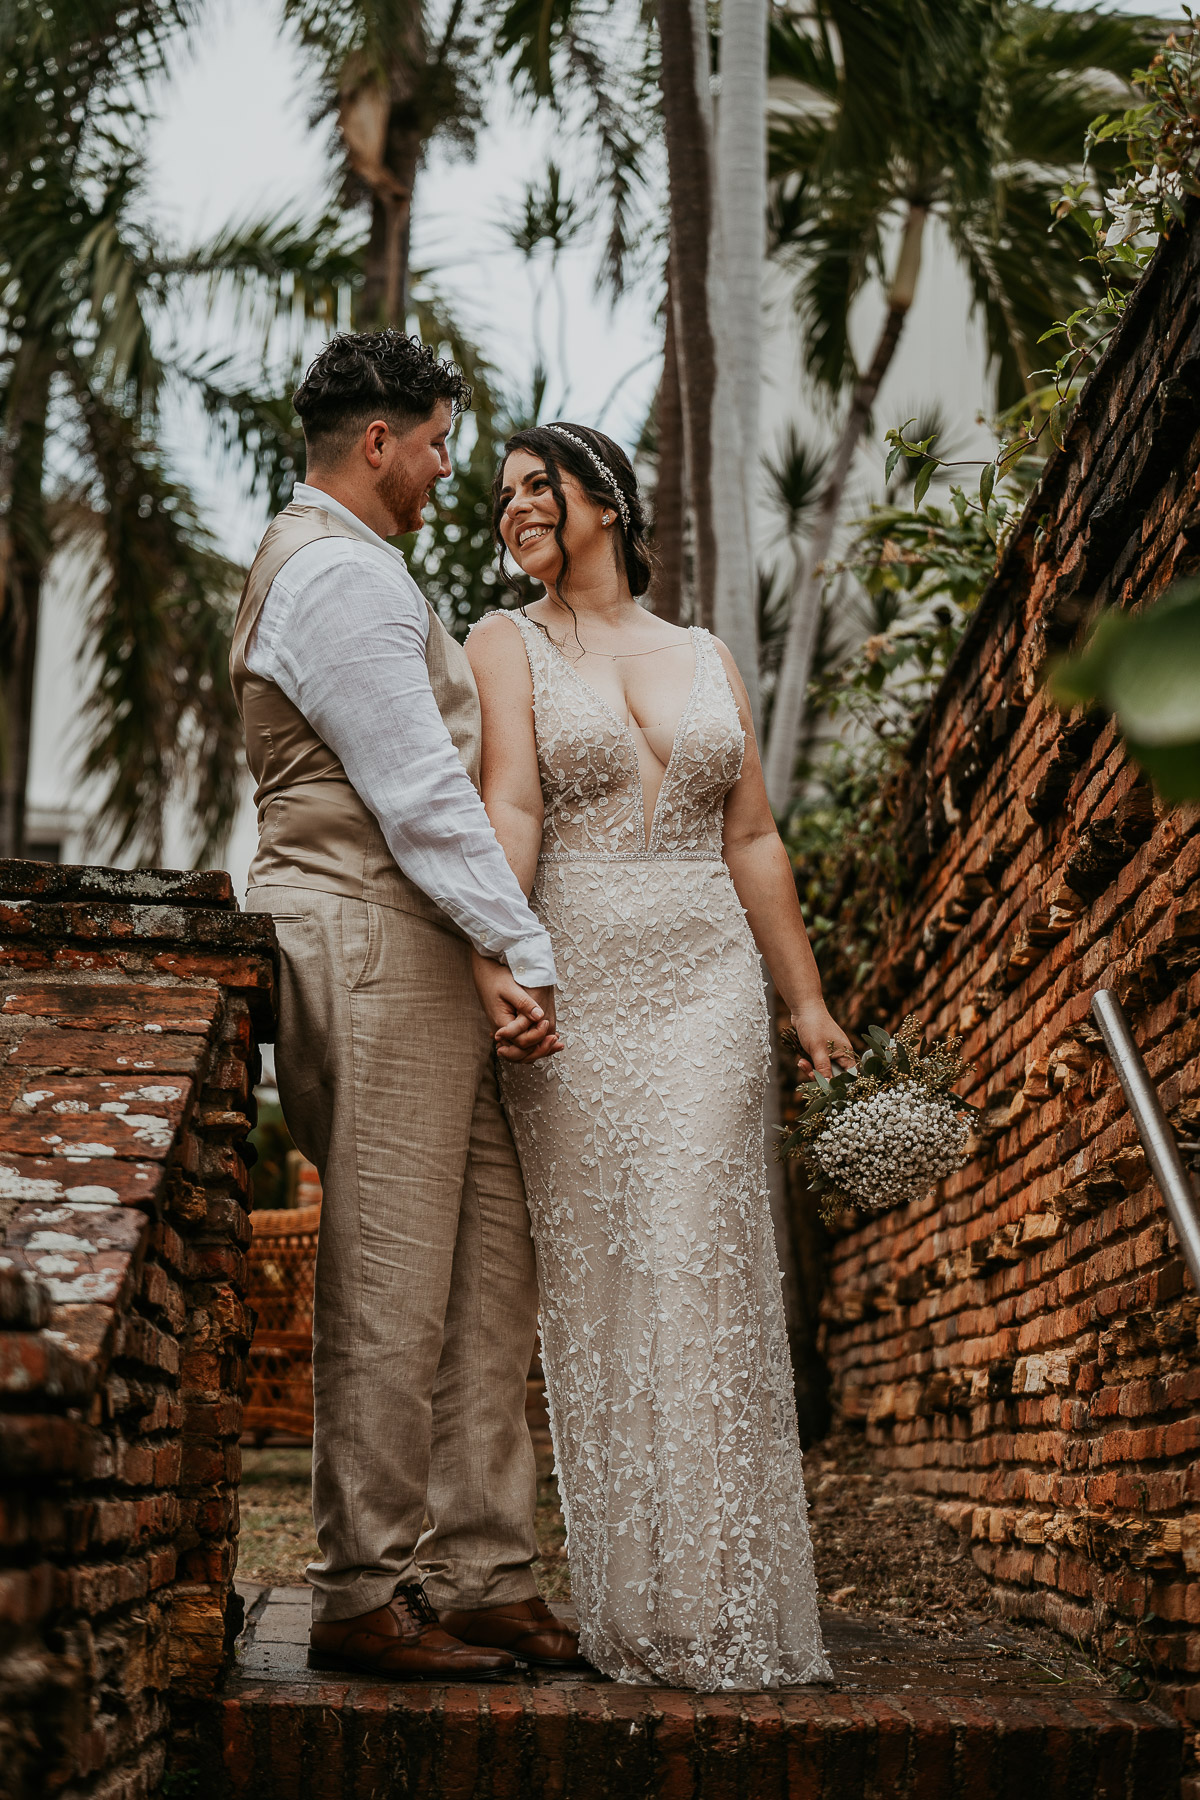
top-left (192, 361), bottom-right (306, 517)
top-left (493, 0), bottom-right (652, 298)
top-left (70, 369), bottom-right (242, 864)
top-left (791, 213), bottom-right (884, 394)
top-left (764, 427), bottom-right (829, 546)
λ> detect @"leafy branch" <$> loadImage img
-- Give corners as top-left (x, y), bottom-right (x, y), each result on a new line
top-left (885, 16), bottom-right (1200, 519)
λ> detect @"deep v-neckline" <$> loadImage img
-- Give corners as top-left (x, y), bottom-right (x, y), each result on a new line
top-left (541, 624), bottom-right (703, 852)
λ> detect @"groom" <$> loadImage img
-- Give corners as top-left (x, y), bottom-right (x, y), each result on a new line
top-left (233, 330), bottom-right (578, 1678)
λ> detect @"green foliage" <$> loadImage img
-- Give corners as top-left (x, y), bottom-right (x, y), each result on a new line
top-left (790, 10), bottom-right (1200, 1002)
top-left (0, 0), bottom-right (248, 862)
top-left (784, 462), bottom-right (1023, 989)
top-left (784, 739), bottom-right (906, 992)
top-left (493, 0), bottom-right (656, 298)
top-left (885, 11), bottom-right (1200, 520)
top-left (282, 0), bottom-right (485, 164)
top-left (768, 0), bottom-right (1159, 412)
top-left (1046, 579), bottom-right (1200, 802)
top-left (815, 478), bottom-right (1006, 743)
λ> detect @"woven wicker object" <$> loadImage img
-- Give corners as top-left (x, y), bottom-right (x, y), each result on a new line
top-left (244, 1159), bottom-right (321, 1440)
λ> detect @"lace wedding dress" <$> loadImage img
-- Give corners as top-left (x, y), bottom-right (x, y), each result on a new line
top-left (495, 612), bottom-right (830, 1692)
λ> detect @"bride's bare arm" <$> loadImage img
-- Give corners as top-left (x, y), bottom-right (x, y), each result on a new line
top-left (466, 613), bottom-right (545, 890)
top-left (465, 615), bottom-right (561, 1060)
top-left (713, 642), bottom-right (854, 1079)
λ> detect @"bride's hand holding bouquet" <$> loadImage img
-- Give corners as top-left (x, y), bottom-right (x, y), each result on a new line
top-left (789, 1000), bottom-right (857, 1079)
top-left (781, 1015), bottom-right (976, 1225)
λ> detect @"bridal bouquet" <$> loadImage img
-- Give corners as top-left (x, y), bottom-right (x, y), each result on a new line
top-left (780, 1016), bottom-right (976, 1225)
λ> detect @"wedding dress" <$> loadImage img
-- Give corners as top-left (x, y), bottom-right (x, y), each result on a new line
top-left (496, 612), bottom-right (830, 1691)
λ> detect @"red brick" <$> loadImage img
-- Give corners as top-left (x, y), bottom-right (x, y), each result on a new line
top-left (0, 981), bottom-right (220, 1032)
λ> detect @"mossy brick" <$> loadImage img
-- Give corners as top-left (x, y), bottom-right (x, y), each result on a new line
top-left (0, 1331), bottom-right (98, 1400)
top-left (0, 980), bottom-right (221, 1033)
top-left (0, 1152), bottom-right (163, 1210)
top-left (2, 1027), bottom-right (205, 1073)
top-left (0, 863), bottom-right (236, 908)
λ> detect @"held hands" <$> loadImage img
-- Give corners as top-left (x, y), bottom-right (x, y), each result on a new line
top-left (471, 953), bottom-right (564, 1062)
top-left (790, 1002), bottom-right (856, 1080)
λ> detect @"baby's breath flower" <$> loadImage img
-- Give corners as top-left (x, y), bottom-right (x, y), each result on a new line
top-left (779, 1015), bottom-right (975, 1223)
top-left (810, 1080), bottom-right (969, 1215)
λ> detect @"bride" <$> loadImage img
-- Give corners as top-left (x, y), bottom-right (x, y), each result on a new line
top-left (466, 421), bottom-right (852, 1691)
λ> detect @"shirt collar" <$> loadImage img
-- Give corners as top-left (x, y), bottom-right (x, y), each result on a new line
top-left (292, 481), bottom-right (410, 571)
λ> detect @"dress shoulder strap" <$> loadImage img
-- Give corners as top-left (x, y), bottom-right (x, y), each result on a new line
top-left (474, 606), bottom-right (555, 677)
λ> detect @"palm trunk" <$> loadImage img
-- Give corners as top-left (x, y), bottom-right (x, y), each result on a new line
top-left (655, 0), bottom-right (719, 631)
top-left (360, 118), bottom-right (420, 327)
top-left (762, 201), bottom-right (928, 813)
top-left (651, 268), bottom-right (686, 622)
top-left (339, 7), bottom-right (427, 330)
top-left (0, 344), bottom-right (52, 859)
top-left (710, 0), bottom-right (767, 721)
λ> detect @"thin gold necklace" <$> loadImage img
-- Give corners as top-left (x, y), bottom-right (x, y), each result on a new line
top-left (538, 611), bottom-right (692, 661)
top-left (558, 641), bottom-right (683, 660)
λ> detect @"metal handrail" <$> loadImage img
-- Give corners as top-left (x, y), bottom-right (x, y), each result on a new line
top-left (1090, 988), bottom-right (1200, 1290)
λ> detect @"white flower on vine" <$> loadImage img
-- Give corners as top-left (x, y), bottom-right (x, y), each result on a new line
top-left (1103, 167), bottom-right (1182, 246)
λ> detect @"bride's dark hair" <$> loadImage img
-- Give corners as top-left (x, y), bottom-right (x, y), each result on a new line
top-left (491, 422), bottom-right (653, 601)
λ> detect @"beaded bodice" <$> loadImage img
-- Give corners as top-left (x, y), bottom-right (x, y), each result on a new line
top-left (504, 612), bottom-right (745, 862)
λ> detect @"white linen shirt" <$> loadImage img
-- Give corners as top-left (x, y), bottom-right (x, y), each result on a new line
top-left (244, 481), bottom-right (556, 988)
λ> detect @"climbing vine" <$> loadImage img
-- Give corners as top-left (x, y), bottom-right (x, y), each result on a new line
top-left (788, 18), bottom-right (1200, 990)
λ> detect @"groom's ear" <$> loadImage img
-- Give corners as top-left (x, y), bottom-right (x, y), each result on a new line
top-left (362, 419), bottom-right (391, 469)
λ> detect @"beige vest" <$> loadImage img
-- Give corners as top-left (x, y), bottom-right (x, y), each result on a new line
top-left (230, 502), bottom-right (481, 928)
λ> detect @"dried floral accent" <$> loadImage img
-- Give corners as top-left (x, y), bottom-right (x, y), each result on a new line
top-left (779, 1016), bottom-right (977, 1226)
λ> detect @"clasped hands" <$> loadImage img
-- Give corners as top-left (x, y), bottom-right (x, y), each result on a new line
top-left (471, 951), bottom-right (564, 1062)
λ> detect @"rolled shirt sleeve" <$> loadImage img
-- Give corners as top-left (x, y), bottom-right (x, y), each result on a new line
top-left (247, 532), bottom-right (557, 988)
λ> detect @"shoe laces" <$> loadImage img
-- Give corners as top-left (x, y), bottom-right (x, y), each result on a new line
top-left (395, 1582), bottom-right (439, 1628)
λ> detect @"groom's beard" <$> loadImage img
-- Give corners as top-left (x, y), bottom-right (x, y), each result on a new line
top-left (381, 459), bottom-right (435, 536)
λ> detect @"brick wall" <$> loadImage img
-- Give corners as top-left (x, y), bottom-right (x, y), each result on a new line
top-left (814, 206), bottom-right (1200, 1780)
top-left (0, 863), bottom-right (275, 1800)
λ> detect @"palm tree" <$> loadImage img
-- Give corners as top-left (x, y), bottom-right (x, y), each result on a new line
top-left (285, 0), bottom-right (485, 327)
top-left (495, 0), bottom-right (654, 303)
top-left (0, 0), bottom-right (233, 861)
top-left (653, 0), bottom-right (766, 716)
top-left (760, 0), bottom-right (1163, 813)
top-left (504, 163), bottom-right (591, 413)
top-left (0, 0), bottom-right (517, 864)
top-left (713, 0), bottom-right (770, 708)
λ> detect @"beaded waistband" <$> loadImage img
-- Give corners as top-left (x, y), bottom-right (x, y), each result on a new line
top-left (539, 851), bottom-right (724, 865)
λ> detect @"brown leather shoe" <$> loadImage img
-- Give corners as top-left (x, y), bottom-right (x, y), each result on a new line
top-left (308, 1582), bottom-right (517, 1680)
top-left (438, 1594), bottom-right (588, 1669)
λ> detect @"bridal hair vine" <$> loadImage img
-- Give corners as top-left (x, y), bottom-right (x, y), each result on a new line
top-left (545, 425), bottom-right (631, 530)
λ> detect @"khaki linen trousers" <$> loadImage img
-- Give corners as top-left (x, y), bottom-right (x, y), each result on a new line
top-left (247, 886), bottom-right (541, 1623)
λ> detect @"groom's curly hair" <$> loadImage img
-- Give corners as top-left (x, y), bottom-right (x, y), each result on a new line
top-left (294, 331), bottom-right (471, 462)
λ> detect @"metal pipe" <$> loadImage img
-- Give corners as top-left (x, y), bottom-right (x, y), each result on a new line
top-left (1090, 988), bottom-right (1200, 1291)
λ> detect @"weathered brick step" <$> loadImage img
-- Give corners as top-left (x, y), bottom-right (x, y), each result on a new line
top-left (199, 1589), bottom-right (1182, 1799)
